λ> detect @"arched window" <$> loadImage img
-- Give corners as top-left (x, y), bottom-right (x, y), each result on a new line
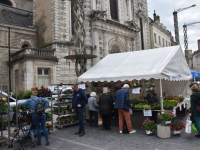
top-left (110, 45), bottom-right (120, 53)
top-left (22, 44), bottom-right (29, 48)
top-left (0, 0), bottom-right (12, 6)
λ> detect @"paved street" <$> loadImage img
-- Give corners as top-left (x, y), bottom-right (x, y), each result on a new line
top-left (1, 111), bottom-right (200, 150)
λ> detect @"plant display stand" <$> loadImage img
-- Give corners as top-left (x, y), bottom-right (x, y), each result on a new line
top-left (157, 124), bottom-right (171, 138)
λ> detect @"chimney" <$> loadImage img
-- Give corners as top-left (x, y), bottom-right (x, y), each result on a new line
top-left (198, 39), bottom-right (200, 50)
top-left (156, 15), bottom-right (160, 23)
top-left (153, 10), bottom-right (156, 21)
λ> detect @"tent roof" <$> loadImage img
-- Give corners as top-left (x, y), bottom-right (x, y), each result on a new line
top-left (78, 45), bottom-right (192, 82)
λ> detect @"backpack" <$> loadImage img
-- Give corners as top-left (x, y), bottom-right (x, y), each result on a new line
top-left (34, 98), bottom-right (45, 115)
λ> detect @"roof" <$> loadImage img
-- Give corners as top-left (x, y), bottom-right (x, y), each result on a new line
top-left (78, 45), bottom-right (192, 82)
top-left (0, 4), bottom-right (33, 27)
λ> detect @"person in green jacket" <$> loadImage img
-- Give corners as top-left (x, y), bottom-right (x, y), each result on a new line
top-left (189, 84), bottom-right (200, 138)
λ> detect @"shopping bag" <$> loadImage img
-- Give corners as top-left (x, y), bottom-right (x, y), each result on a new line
top-left (185, 118), bottom-right (192, 134)
top-left (191, 123), bottom-right (198, 133)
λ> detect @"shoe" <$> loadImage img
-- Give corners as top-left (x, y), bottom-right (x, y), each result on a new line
top-left (195, 134), bottom-right (200, 138)
top-left (79, 132), bottom-right (85, 137)
top-left (36, 142), bottom-right (41, 146)
top-left (75, 131), bottom-right (81, 135)
top-left (46, 141), bottom-right (49, 146)
top-left (129, 130), bottom-right (136, 134)
top-left (119, 131), bottom-right (122, 133)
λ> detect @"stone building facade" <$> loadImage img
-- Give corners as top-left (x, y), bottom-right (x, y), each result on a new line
top-left (0, 0), bottom-right (151, 90)
top-left (149, 11), bottom-right (175, 49)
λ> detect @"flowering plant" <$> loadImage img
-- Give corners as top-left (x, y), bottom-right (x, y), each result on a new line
top-left (145, 82), bottom-right (155, 89)
top-left (157, 111), bottom-right (175, 122)
top-left (170, 121), bottom-right (185, 131)
top-left (129, 80), bottom-right (142, 88)
top-left (142, 118), bottom-right (157, 132)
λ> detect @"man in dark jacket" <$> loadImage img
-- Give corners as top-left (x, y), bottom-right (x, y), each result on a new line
top-left (72, 84), bottom-right (88, 137)
top-left (144, 90), bottom-right (159, 123)
top-left (99, 89), bottom-right (113, 130)
top-left (114, 84), bottom-right (136, 134)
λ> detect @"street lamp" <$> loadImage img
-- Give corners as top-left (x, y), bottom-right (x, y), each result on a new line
top-left (173, 4), bottom-right (196, 45)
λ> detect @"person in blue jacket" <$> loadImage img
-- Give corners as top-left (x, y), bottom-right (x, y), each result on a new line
top-left (19, 90), bottom-right (49, 146)
top-left (72, 84), bottom-right (88, 137)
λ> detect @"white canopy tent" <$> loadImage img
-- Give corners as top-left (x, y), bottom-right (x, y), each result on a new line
top-left (78, 45), bottom-right (192, 110)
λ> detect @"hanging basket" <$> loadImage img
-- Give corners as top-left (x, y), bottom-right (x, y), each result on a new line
top-left (157, 124), bottom-right (171, 139)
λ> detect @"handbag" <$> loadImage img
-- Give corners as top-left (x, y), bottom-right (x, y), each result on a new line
top-left (197, 106), bottom-right (200, 112)
top-left (185, 117), bottom-right (192, 134)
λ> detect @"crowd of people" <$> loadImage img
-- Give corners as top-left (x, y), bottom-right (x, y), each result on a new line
top-left (15, 82), bottom-right (200, 146)
top-left (71, 83), bottom-right (137, 137)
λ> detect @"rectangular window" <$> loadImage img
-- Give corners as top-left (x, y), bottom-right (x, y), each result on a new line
top-left (163, 39), bottom-right (164, 47)
top-left (154, 33), bottom-right (157, 43)
top-left (159, 36), bottom-right (161, 45)
top-left (71, 0), bottom-right (76, 35)
top-left (110, 0), bottom-right (118, 21)
top-left (38, 68), bottom-right (50, 88)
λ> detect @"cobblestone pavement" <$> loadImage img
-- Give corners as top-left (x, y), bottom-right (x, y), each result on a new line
top-left (1, 112), bottom-right (200, 150)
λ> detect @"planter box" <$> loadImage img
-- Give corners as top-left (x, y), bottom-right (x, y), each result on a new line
top-left (157, 124), bottom-right (171, 138)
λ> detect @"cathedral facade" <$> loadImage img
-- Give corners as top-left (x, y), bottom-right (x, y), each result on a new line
top-left (0, 0), bottom-right (150, 90)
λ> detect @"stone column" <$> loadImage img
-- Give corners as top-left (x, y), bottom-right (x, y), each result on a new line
top-left (93, 30), bottom-right (100, 64)
top-left (103, 32), bottom-right (109, 56)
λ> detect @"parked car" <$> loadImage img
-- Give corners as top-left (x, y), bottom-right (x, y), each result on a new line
top-left (51, 87), bottom-right (73, 101)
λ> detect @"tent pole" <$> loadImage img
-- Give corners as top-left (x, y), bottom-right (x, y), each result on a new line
top-left (159, 79), bottom-right (163, 111)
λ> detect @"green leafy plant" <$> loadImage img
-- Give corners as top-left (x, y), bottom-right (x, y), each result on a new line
top-left (0, 118), bottom-right (8, 128)
top-left (157, 111), bottom-right (175, 122)
top-left (145, 82), bottom-right (155, 88)
top-left (142, 118), bottom-right (157, 132)
top-left (129, 80), bottom-right (142, 88)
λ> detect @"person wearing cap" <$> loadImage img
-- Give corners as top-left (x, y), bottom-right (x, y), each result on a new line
top-left (99, 88), bottom-right (114, 130)
top-left (88, 92), bottom-right (99, 127)
top-left (114, 84), bottom-right (136, 134)
top-left (144, 89), bottom-right (159, 123)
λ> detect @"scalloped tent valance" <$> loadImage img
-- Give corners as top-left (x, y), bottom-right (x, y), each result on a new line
top-left (78, 45), bottom-right (192, 82)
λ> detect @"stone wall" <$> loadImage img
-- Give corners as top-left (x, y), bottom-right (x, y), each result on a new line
top-left (0, 24), bottom-right (37, 87)
top-left (11, 0), bottom-right (33, 12)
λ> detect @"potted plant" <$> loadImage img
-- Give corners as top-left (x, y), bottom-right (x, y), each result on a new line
top-left (170, 121), bottom-right (185, 135)
top-left (157, 111), bottom-right (175, 126)
top-left (142, 118), bottom-right (157, 135)
top-left (145, 82), bottom-right (155, 91)
top-left (157, 111), bottom-right (175, 139)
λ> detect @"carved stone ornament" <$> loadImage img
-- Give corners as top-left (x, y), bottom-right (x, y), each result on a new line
top-left (89, 10), bottom-right (107, 20)
top-left (125, 20), bottom-right (140, 32)
top-left (136, 10), bottom-right (147, 22)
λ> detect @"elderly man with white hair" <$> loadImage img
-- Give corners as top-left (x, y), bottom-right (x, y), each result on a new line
top-left (99, 88), bottom-right (114, 130)
top-left (114, 84), bottom-right (136, 134)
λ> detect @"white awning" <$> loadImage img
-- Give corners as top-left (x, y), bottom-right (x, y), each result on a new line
top-left (78, 45), bottom-right (192, 82)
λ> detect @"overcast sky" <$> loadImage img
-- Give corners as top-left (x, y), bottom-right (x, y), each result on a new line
top-left (147, 0), bottom-right (200, 52)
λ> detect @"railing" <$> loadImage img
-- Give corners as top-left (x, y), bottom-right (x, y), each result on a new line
top-left (11, 48), bottom-right (57, 63)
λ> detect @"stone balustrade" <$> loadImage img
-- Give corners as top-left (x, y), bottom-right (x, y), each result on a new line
top-left (10, 48), bottom-right (58, 63)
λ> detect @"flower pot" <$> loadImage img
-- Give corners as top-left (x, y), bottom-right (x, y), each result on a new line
top-left (172, 130), bottom-right (181, 136)
top-left (165, 121), bottom-right (171, 126)
top-left (157, 124), bottom-right (171, 139)
top-left (145, 130), bottom-right (153, 135)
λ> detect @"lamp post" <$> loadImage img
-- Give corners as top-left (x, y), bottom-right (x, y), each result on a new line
top-left (173, 4), bottom-right (196, 45)
top-left (8, 27), bottom-right (11, 91)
